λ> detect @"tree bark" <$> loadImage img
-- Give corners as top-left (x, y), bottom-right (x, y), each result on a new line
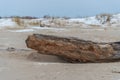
top-left (26, 34), bottom-right (120, 63)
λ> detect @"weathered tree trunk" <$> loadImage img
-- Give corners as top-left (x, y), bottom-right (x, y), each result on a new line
top-left (26, 34), bottom-right (120, 63)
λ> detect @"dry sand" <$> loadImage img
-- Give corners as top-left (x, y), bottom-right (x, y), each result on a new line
top-left (0, 27), bottom-right (120, 80)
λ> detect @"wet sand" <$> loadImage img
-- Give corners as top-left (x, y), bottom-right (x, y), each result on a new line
top-left (0, 27), bottom-right (120, 80)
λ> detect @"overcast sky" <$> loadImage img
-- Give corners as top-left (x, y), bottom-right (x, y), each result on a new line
top-left (0, 0), bottom-right (120, 17)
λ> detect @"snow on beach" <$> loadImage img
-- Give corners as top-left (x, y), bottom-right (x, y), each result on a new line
top-left (0, 13), bottom-right (120, 30)
top-left (0, 19), bottom-right (18, 29)
top-left (0, 18), bottom-right (66, 32)
top-left (69, 16), bottom-right (101, 25)
top-left (8, 29), bottom-right (34, 32)
top-left (8, 27), bottom-right (66, 32)
top-left (69, 13), bottom-right (120, 26)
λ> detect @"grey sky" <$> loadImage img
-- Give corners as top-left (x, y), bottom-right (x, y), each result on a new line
top-left (0, 0), bottom-right (120, 17)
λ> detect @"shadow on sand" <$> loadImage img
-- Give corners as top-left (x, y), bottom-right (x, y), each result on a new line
top-left (27, 52), bottom-right (67, 63)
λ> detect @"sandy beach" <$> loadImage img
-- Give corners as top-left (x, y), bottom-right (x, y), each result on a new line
top-left (0, 27), bottom-right (119, 80)
top-left (1, 0), bottom-right (120, 80)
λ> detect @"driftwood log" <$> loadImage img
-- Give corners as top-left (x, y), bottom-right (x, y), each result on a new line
top-left (26, 34), bottom-right (120, 63)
